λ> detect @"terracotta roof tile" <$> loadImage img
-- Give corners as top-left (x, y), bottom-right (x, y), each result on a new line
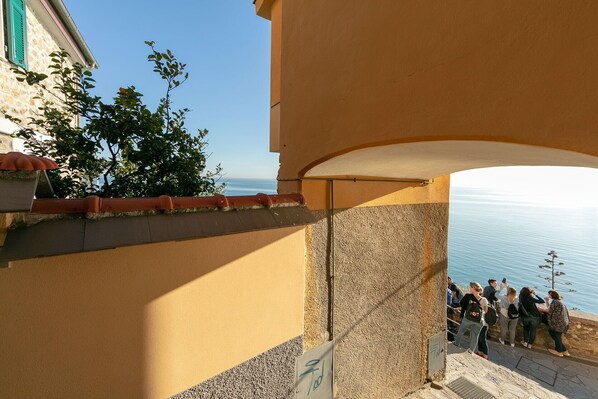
top-left (31, 193), bottom-right (304, 214)
top-left (0, 152), bottom-right (58, 171)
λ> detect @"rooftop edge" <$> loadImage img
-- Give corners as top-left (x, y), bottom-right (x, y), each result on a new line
top-left (31, 193), bottom-right (303, 214)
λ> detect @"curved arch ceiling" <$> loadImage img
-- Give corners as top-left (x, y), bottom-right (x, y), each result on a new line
top-left (304, 141), bottom-right (598, 180)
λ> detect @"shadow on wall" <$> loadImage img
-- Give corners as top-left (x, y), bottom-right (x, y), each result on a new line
top-left (334, 260), bottom-right (446, 345)
top-left (304, 179), bottom-right (448, 342)
top-left (284, 238), bottom-right (446, 399)
top-left (316, 211), bottom-right (445, 344)
top-left (305, 199), bottom-right (449, 398)
top-left (0, 226), bottom-right (305, 399)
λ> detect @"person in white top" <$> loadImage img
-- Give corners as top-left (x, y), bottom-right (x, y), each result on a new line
top-left (498, 287), bottom-right (519, 347)
top-left (476, 292), bottom-right (490, 359)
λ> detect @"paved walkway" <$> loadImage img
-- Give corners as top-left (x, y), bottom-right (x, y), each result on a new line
top-left (405, 341), bottom-right (598, 399)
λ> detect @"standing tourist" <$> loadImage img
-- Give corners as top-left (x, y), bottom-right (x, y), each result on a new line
top-left (519, 287), bottom-right (545, 349)
top-left (455, 282), bottom-right (488, 353)
top-left (446, 278), bottom-right (462, 341)
top-left (448, 276), bottom-right (464, 308)
top-left (546, 290), bottom-right (570, 357)
top-left (498, 287), bottom-right (519, 347)
top-left (483, 279), bottom-right (506, 306)
top-left (482, 278), bottom-right (504, 342)
top-left (476, 314), bottom-right (490, 360)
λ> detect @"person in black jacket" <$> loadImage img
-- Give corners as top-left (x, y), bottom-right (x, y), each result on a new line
top-left (455, 282), bottom-right (488, 353)
top-left (448, 276), bottom-right (464, 308)
top-left (519, 287), bottom-right (546, 349)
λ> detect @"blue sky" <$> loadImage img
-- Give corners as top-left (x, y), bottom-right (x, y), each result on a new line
top-left (63, 0), bottom-right (278, 179)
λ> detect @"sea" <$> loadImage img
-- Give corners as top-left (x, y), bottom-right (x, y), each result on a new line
top-left (448, 186), bottom-right (598, 314)
top-left (223, 178), bottom-right (598, 314)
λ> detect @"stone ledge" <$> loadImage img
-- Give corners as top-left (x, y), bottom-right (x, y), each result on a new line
top-left (570, 311), bottom-right (598, 325)
top-left (489, 312), bottom-right (598, 364)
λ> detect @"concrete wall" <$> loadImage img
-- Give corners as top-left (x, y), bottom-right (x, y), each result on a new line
top-left (305, 202), bottom-right (448, 398)
top-left (0, 3), bottom-right (74, 150)
top-left (0, 226), bottom-right (305, 399)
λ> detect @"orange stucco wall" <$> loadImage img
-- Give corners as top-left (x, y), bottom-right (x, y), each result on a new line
top-left (298, 175), bottom-right (450, 211)
top-left (264, 0), bottom-right (598, 180)
top-left (0, 226), bottom-right (305, 399)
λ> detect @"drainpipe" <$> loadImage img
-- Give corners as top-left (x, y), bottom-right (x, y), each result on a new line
top-left (277, 176), bottom-right (434, 341)
top-left (329, 179), bottom-right (335, 341)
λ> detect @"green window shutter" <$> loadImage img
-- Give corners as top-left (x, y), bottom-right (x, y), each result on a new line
top-left (7, 0), bottom-right (27, 68)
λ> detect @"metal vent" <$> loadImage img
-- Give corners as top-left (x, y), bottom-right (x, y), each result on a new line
top-left (447, 377), bottom-right (495, 399)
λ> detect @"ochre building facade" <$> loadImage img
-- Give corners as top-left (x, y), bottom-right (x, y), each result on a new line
top-left (2, 2), bottom-right (598, 399)
top-left (255, 0), bottom-right (598, 398)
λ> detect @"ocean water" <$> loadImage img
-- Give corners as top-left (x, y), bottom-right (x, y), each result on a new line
top-left (222, 177), bottom-right (278, 196)
top-left (224, 178), bottom-right (598, 314)
top-left (449, 187), bottom-right (598, 314)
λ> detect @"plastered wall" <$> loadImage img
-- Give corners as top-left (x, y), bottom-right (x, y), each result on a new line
top-left (305, 203), bottom-right (448, 398)
top-left (0, 226), bottom-right (305, 399)
top-left (301, 178), bottom-right (450, 398)
top-left (263, 0), bottom-right (598, 178)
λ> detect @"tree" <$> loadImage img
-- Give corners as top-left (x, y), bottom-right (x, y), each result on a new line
top-left (537, 250), bottom-right (575, 293)
top-left (5, 41), bottom-right (222, 198)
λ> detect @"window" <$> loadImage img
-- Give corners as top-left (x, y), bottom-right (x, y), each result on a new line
top-left (4, 0), bottom-right (27, 68)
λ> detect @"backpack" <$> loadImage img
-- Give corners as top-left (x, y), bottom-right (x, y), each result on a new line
top-left (562, 304), bottom-right (570, 333)
top-left (549, 300), bottom-right (570, 333)
top-left (507, 303), bottom-right (520, 319)
top-left (465, 298), bottom-right (482, 323)
top-left (484, 303), bottom-right (498, 326)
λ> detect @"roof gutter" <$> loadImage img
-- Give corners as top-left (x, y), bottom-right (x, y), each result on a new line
top-left (47, 0), bottom-right (98, 69)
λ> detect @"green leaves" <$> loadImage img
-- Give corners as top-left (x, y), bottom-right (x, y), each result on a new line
top-left (8, 42), bottom-right (223, 198)
top-left (146, 41), bottom-right (189, 87)
top-left (11, 65), bottom-right (48, 85)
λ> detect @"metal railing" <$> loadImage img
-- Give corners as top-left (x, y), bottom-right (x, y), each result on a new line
top-left (447, 304), bottom-right (461, 327)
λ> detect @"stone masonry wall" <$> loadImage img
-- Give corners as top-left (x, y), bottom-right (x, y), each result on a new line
top-left (305, 203), bottom-right (449, 399)
top-left (489, 311), bottom-right (598, 363)
top-left (0, 4), bottom-right (73, 151)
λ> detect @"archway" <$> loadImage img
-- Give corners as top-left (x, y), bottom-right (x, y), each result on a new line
top-left (299, 140), bottom-right (598, 398)
top-left (303, 141), bottom-right (598, 180)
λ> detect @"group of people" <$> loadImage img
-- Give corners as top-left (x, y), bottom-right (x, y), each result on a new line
top-left (447, 276), bottom-right (571, 359)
